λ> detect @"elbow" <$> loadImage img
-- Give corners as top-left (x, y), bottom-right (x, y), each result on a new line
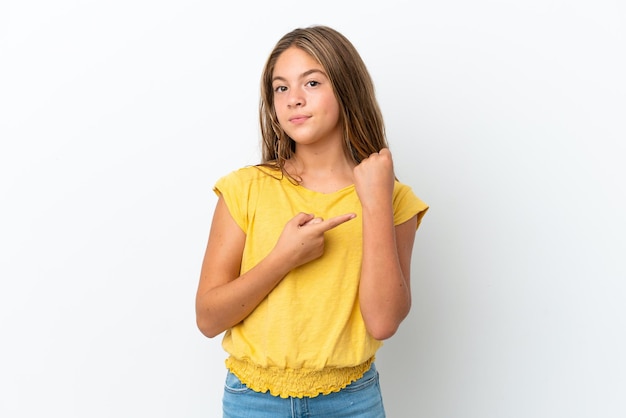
top-left (196, 293), bottom-right (229, 338)
top-left (196, 315), bottom-right (224, 339)
top-left (364, 304), bottom-right (410, 341)
top-left (367, 321), bottom-right (400, 341)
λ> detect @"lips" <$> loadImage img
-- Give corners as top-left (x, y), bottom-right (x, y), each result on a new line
top-left (289, 115), bottom-right (310, 124)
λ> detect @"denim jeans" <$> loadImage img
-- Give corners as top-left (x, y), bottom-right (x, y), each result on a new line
top-left (222, 363), bottom-right (386, 418)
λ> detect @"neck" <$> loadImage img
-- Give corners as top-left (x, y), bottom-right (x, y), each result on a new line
top-left (290, 140), bottom-right (353, 170)
top-left (286, 143), bottom-right (356, 193)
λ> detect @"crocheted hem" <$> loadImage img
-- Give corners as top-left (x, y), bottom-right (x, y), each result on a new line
top-left (225, 356), bottom-right (374, 399)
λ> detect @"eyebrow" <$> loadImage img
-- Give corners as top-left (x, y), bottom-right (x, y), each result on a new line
top-left (272, 69), bottom-right (326, 83)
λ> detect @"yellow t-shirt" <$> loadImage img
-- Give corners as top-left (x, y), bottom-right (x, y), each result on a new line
top-left (213, 165), bottom-right (428, 398)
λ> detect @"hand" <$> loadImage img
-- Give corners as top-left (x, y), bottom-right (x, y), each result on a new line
top-left (353, 148), bottom-right (395, 209)
top-left (273, 212), bottom-right (356, 269)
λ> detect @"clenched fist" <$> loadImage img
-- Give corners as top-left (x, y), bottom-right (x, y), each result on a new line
top-left (353, 148), bottom-right (395, 210)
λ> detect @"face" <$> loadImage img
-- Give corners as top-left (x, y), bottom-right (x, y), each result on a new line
top-left (271, 47), bottom-right (342, 150)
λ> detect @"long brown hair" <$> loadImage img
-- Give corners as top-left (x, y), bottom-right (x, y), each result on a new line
top-left (259, 25), bottom-right (388, 178)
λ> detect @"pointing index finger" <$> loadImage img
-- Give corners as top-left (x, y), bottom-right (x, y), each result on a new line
top-left (318, 213), bottom-right (357, 232)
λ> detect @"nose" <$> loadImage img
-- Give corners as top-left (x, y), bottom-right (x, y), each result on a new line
top-left (287, 88), bottom-right (304, 108)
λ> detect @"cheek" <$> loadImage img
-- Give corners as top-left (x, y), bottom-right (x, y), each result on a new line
top-left (319, 94), bottom-right (340, 116)
top-left (273, 102), bottom-right (287, 123)
top-left (323, 100), bottom-right (341, 123)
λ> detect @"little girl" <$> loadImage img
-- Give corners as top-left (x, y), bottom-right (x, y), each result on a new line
top-left (196, 25), bottom-right (428, 417)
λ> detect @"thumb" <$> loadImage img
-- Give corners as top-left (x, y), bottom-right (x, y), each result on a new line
top-left (292, 212), bottom-right (315, 227)
top-left (303, 217), bottom-right (324, 226)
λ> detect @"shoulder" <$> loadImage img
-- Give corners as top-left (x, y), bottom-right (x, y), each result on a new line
top-left (392, 180), bottom-right (429, 227)
top-left (216, 165), bottom-right (282, 190)
top-left (219, 165), bottom-right (277, 181)
top-left (392, 180), bottom-right (423, 204)
top-left (212, 166), bottom-right (284, 229)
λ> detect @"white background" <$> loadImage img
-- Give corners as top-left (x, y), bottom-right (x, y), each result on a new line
top-left (1, 1), bottom-right (625, 417)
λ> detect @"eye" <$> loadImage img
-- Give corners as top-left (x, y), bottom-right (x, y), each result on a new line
top-left (306, 80), bottom-right (320, 87)
top-left (273, 85), bottom-right (287, 93)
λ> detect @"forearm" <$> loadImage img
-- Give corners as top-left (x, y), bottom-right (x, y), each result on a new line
top-left (359, 205), bottom-right (411, 340)
top-left (196, 251), bottom-right (292, 338)
top-left (196, 210), bottom-right (352, 338)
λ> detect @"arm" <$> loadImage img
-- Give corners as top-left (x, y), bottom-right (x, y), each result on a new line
top-left (195, 196), bottom-right (356, 338)
top-left (354, 148), bottom-right (417, 340)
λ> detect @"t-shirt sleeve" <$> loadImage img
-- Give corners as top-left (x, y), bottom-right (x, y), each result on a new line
top-left (213, 169), bottom-right (249, 233)
top-left (392, 181), bottom-right (429, 230)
